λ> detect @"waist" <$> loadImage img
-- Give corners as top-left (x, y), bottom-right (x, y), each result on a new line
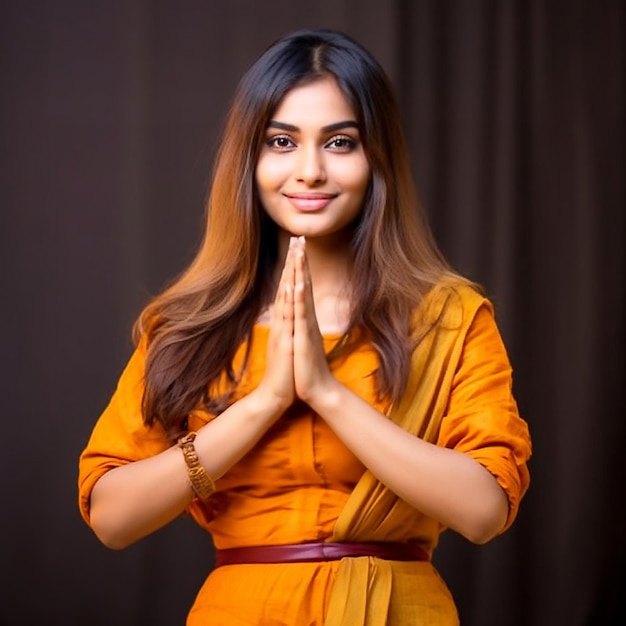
top-left (214, 541), bottom-right (429, 567)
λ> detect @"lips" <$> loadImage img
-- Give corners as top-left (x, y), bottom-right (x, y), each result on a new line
top-left (284, 192), bottom-right (337, 212)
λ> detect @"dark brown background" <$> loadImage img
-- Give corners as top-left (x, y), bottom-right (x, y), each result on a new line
top-left (1, 1), bottom-right (624, 624)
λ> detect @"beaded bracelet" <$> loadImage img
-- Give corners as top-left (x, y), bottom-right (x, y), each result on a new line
top-left (178, 431), bottom-right (215, 500)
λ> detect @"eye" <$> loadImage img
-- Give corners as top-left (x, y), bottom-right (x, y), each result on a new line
top-left (266, 135), bottom-right (295, 151)
top-left (326, 135), bottom-right (358, 152)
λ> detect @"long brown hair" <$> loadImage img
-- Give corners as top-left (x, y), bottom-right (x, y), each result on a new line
top-left (134, 29), bottom-right (467, 439)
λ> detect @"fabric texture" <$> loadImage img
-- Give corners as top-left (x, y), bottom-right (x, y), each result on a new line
top-left (78, 281), bottom-right (531, 625)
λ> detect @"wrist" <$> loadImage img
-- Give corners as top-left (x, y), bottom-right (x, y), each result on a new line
top-left (303, 377), bottom-right (344, 416)
top-left (248, 384), bottom-right (292, 418)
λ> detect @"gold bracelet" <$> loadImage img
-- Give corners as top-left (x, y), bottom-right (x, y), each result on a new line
top-left (178, 431), bottom-right (215, 500)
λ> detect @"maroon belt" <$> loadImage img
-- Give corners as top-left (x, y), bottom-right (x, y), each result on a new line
top-left (214, 541), bottom-right (429, 567)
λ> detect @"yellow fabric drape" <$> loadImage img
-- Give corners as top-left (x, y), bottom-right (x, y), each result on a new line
top-left (325, 283), bottom-right (485, 626)
top-left (78, 279), bottom-right (529, 624)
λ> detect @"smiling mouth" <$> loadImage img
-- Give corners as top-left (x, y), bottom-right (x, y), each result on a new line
top-left (284, 193), bottom-right (337, 211)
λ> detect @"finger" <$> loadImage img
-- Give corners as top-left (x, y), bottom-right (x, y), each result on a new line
top-left (283, 240), bottom-right (297, 320)
top-left (275, 269), bottom-right (295, 370)
top-left (272, 238), bottom-right (297, 322)
top-left (294, 238), bottom-right (316, 330)
top-left (283, 280), bottom-right (294, 331)
top-left (293, 241), bottom-right (307, 322)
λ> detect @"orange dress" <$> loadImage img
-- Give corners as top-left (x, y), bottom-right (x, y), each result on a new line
top-left (78, 283), bottom-right (531, 625)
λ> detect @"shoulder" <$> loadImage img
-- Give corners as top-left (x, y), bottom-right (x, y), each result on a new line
top-left (414, 276), bottom-right (492, 332)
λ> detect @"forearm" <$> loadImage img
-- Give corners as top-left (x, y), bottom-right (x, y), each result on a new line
top-left (309, 381), bottom-right (509, 544)
top-left (89, 387), bottom-right (284, 549)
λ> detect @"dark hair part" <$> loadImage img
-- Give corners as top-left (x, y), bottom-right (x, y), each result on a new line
top-left (134, 29), bottom-right (466, 440)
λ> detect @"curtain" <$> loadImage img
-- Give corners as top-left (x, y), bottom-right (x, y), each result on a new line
top-left (1, 1), bottom-right (623, 624)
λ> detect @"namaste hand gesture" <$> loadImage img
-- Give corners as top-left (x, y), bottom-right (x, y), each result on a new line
top-left (258, 236), bottom-right (337, 412)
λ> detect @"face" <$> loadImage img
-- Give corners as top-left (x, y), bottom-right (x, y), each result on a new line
top-left (255, 77), bottom-right (371, 243)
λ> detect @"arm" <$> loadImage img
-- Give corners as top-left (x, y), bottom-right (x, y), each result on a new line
top-left (306, 382), bottom-right (509, 544)
top-left (89, 387), bottom-right (287, 550)
top-left (291, 239), bottom-right (525, 544)
top-left (87, 245), bottom-right (300, 550)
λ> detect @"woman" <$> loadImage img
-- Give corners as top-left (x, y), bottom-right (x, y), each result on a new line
top-left (78, 28), bottom-right (531, 625)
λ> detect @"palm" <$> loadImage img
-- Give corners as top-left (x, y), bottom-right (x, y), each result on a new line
top-left (261, 236), bottom-right (335, 410)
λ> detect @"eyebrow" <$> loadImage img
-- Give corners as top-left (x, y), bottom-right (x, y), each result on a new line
top-left (267, 120), bottom-right (359, 133)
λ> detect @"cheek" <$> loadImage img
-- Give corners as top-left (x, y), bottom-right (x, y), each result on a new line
top-left (340, 159), bottom-right (370, 194)
top-left (255, 159), bottom-right (284, 214)
top-left (256, 156), bottom-right (290, 191)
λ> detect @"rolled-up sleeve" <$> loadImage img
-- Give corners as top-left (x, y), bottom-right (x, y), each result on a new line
top-left (437, 303), bottom-right (532, 532)
top-left (77, 338), bottom-right (171, 525)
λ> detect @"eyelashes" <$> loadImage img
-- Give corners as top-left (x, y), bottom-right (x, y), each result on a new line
top-left (325, 136), bottom-right (357, 151)
top-left (266, 135), bottom-right (295, 150)
top-left (265, 134), bottom-right (359, 152)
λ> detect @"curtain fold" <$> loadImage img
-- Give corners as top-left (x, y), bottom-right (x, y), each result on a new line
top-left (1, 1), bottom-right (623, 624)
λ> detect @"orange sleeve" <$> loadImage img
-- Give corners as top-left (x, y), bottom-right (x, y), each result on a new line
top-left (436, 303), bottom-right (532, 532)
top-left (77, 337), bottom-right (171, 525)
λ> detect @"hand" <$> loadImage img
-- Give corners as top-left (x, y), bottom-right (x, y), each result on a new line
top-left (255, 241), bottom-right (297, 412)
top-left (291, 237), bottom-right (337, 404)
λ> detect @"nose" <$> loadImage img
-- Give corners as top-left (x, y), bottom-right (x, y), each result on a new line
top-left (295, 144), bottom-right (326, 185)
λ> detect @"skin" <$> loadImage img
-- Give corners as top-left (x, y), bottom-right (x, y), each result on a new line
top-left (256, 77), bottom-right (369, 249)
top-left (89, 77), bottom-right (508, 550)
top-left (255, 76), bottom-right (369, 334)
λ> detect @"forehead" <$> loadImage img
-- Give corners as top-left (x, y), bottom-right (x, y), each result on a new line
top-left (271, 77), bottom-right (357, 126)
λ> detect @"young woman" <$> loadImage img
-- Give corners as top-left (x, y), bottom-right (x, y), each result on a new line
top-left (78, 28), bottom-right (531, 625)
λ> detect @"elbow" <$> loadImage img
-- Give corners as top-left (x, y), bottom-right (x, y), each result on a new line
top-left (458, 513), bottom-right (506, 545)
top-left (87, 477), bottom-right (143, 550)
top-left (458, 490), bottom-right (509, 545)
top-left (94, 530), bottom-right (134, 551)
top-left (89, 509), bottom-right (137, 551)
top-left (91, 526), bottom-right (133, 551)
top-left (463, 524), bottom-right (502, 545)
